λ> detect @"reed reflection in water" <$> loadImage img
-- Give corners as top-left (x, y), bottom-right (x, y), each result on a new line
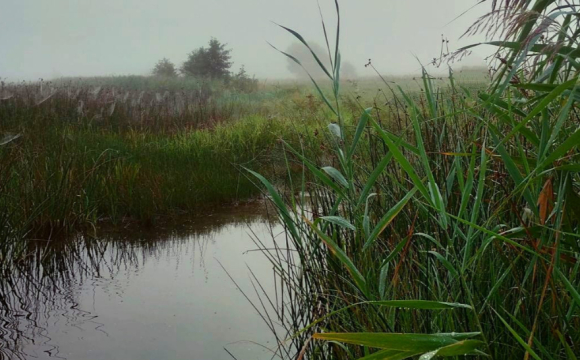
top-left (0, 204), bottom-right (286, 360)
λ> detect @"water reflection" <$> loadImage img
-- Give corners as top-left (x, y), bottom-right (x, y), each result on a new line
top-left (0, 203), bottom-right (291, 360)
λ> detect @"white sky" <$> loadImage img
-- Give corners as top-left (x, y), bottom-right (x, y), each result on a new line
top-left (0, 0), bottom-right (491, 81)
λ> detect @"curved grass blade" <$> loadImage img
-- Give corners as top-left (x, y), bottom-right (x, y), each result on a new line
top-left (428, 251), bottom-right (459, 278)
top-left (538, 126), bottom-right (580, 171)
top-left (274, 23), bottom-right (334, 80)
top-left (556, 268), bottom-right (580, 307)
top-left (370, 300), bottom-right (471, 310)
top-left (494, 312), bottom-right (542, 360)
top-left (245, 168), bottom-right (299, 242)
top-left (370, 118), bottom-right (430, 201)
top-left (363, 188), bottom-right (417, 251)
top-left (348, 108), bottom-right (372, 159)
top-left (312, 333), bottom-right (475, 352)
top-left (358, 349), bottom-right (422, 360)
top-left (305, 217), bottom-right (368, 296)
top-left (322, 166), bottom-right (349, 188)
top-left (268, 42), bottom-right (337, 115)
top-left (357, 152), bottom-right (393, 208)
top-left (495, 78), bottom-right (578, 148)
top-left (284, 142), bottom-right (348, 197)
top-left (556, 330), bottom-right (578, 360)
top-left (0, 133), bottom-right (22, 146)
top-left (316, 216), bottom-right (355, 231)
top-left (420, 340), bottom-right (485, 359)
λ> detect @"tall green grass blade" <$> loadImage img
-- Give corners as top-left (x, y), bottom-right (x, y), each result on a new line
top-left (268, 43), bottom-right (338, 115)
top-left (274, 23), bottom-right (334, 80)
top-left (358, 349), bottom-right (421, 360)
top-left (307, 218), bottom-right (368, 296)
top-left (420, 340), bottom-right (485, 359)
top-left (540, 90), bottom-right (575, 163)
top-left (370, 300), bottom-right (471, 310)
top-left (245, 168), bottom-right (300, 242)
top-left (557, 268), bottom-right (580, 308)
top-left (349, 108), bottom-right (371, 159)
top-left (421, 68), bottom-right (437, 119)
top-left (490, 131), bottom-right (537, 213)
top-left (363, 188), bottom-right (417, 251)
top-left (381, 237), bottom-right (409, 268)
top-left (370, 118), bottom-right (430, 201)
top-left (495, 312), bottom-right (542, 360)
top-left (556, 330), bottom-right (578, 360)
top-left (408, 100), bottom-right (447, 228)
top-left (332, 0), bottom-right (340, 76)
top-left (312, 332), bottom-right (478, 352)
top-left (496, 78), bottom-right (578, 148)
top-left (317, 216), bottom-right (355, 231)
top-left (322, 166), bottom-right (349, 188)
top-left (317, 0), bottom-right (334, 71)
top-left (428, 251), bottom-right (459, 278)
top-left (538, 126), bottom-right (580, 171)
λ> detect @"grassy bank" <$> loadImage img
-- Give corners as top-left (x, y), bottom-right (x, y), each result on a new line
top-left (1, 116), bottom-right (282, 228)
top-left (0, 80), bottom-right (337, 251)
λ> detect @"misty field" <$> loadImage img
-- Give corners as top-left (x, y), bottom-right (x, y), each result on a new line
top-left (2, 0), bottom-right (580, 359)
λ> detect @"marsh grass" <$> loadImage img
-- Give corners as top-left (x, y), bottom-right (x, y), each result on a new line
top-left (0, 79), bottom-right (339, 271)
top-left (252, 1), bottom-right (580, 359)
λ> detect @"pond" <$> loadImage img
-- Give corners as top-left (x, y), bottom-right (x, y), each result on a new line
top-left (0, 203), bottom-right (291, 360)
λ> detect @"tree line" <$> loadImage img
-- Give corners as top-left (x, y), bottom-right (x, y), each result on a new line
top-left (152, 38), bottom-right (358, 84)
top-left (152, 38), bottom-right (258, 92)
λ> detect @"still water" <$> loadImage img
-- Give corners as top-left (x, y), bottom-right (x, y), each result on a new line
top-left (0, 203), bottom-right (288, 360)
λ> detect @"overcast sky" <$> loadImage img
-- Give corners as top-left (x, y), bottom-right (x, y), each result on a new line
top-left (0, 0), bottom-right (491, 81)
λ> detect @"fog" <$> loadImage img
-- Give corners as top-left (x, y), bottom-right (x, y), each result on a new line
top-left (0, 0), bottom-right (490, 81)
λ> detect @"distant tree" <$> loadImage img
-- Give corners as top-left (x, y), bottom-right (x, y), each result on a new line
top-left (152, 58), bottom-right (178, 77)
top-left (181, 38), bottom-right (232, 79)
top-left (286, 42), bottom-right (358, 80)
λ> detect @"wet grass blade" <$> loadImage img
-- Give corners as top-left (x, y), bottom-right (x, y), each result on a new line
top-left (322, 166), bottom-right (349, 188)
top-left (557, 268), bottom-right (580, 307)
top-left (316, 216), bottom-right (355, 231)
top-left (348, 108), bottom-right (371, 159)
top-left (425, 340), bottom-right (485, 358)
top-left (369, 118), bottom-right (430, 202)
top-left (495, 78), bottom-right (578, 148)
top-left (268, 42), bottom-right (337, 115)
top-left (274, 23), bottom-right (334, 80)
top-left (369, 300), bottom-right (471, 310)
top-left (245, 168), bottom-right (300, 242)
top-left (358, 349), bottom-right (422, 360)
top-left (363, 188), bottom-right (417, 251)
top-left (495, 312), bottom-right (542, 360)
top-left (312, 332), bottom-right (478, 352)
top-left (306, 217), bottom-right (368, 297)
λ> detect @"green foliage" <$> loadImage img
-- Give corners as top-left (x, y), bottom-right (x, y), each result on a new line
top-left (152, 58), bottom-right (178, 78)
top-left (252, 1), bottom-right (580, 359)
top-left (181, 38), bottom-right (232, 79)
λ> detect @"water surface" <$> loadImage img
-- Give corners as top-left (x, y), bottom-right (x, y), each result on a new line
top-left (0, 203), bottom-right (286, 360)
